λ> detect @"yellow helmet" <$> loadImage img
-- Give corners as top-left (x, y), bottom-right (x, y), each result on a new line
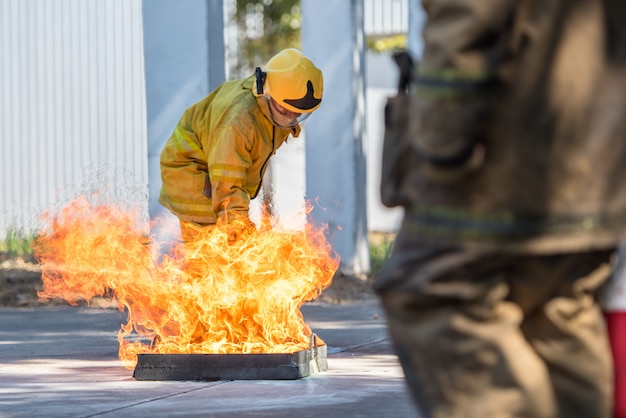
top-left (256, 48), bottom-right (323, 115)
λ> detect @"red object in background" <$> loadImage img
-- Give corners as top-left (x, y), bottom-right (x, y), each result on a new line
top-left (603, 251), bottom-right (626, 418)
top-left (606, 311), bottom-right (626, 418)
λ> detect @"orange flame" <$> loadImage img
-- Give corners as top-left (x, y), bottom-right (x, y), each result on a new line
top-left (34, 196), bottom-right (339, 369)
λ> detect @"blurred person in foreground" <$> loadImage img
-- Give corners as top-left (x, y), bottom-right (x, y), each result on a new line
top-left (159, 48), bottom-right (323, 243)
top-left (376, 1), bottom-right (626, 417)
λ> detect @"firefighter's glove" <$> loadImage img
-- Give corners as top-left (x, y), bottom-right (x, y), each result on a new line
top-left (226, 218), bottom-right (256, 244)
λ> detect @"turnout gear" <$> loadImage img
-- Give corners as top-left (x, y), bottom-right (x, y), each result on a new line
top-left (159, 49), bottom-right (323, 232)
top-left (159, 75), bottom-right (301, 226)
top-left (379, 242), bottom-right (614, 418)
top-left (376, 1), bottom-right (626, 417)
top-left (380, 0), bottom-right (626, 254)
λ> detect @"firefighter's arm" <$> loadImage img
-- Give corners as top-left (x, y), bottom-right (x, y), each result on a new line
top-left (413, 0), bottom-right (516, 170)
top-left (207, 126), bottom-right (256, 239)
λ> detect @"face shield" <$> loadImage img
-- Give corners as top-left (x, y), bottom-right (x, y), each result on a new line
top-left (266, 96), bottom-right (312, 128)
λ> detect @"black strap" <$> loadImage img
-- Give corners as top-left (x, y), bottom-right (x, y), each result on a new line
top-left (392, 50), bottom-right (415, 95)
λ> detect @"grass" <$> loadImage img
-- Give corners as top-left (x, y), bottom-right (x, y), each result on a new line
top-left (0, 227), bottom-right (36, 259)
top-left (0, 227), bottom-right (397, 275)
top-left (369, 232), bottom-right (395, 276)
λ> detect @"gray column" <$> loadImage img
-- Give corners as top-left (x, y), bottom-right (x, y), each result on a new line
top-left (207, 1), bottom-right (226, 91)
top-left (143, 0), bottom-right (225, 220)
top-left (301, 0), bottom-right (370, 275)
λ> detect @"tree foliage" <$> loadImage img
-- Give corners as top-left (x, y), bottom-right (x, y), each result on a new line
top-left (366, 34), bottom-right (407, 54)
top-left (231, 0), bottom-right (302, 79)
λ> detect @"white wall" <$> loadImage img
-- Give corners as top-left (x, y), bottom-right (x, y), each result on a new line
top-left (302, 0), bottom-right (370, 274)
top-left (0, 0), bottom-right (148, 238)
top-left (365, 51), bottom-right (404, 232)
top-left (142, 0), bottom-right (225, 223)
top-left (362, 1), bottom-right (425, 233)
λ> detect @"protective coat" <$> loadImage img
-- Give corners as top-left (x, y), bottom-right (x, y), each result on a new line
top-left (381, 0), bottom-right (626, 253)
top-left (160, 76), bottom-right (300, 225)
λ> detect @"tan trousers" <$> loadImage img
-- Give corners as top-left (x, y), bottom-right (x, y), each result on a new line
top-left (376, 243), bottom-right (614, 418)
top-left (179, 220), bottom-right (214, 244)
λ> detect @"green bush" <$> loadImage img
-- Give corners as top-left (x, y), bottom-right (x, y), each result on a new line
top-left (366, 34), bottom-right (407, 53)
top-left (369, 233), bottom-right (395, 275)
top-left (1, 227), bottom-right (35, 258)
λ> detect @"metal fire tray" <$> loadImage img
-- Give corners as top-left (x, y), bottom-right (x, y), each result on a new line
top-left (133, 335), bottom-right (327, 381)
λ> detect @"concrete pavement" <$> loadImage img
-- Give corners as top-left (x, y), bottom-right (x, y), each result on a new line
top-left (0, 300), bottom-right (419, 417)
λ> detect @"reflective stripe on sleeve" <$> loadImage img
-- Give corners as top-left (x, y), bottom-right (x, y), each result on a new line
top-left (416, 68), bottom-right (496, 98)
top-left (210, 163), bottom-right (246, 185)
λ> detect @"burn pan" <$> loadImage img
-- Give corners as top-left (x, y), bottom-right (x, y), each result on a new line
top-left (133, 336), bottom-right (328, 381)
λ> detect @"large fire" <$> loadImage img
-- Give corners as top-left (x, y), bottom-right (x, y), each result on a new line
top-left (34, 196), bottom-right (339, 370)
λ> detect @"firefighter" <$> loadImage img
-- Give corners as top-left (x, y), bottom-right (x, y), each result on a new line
top-left (159, 48), bottom-right (323, 243)
top-left (376, 1), bottom-right (626, 417)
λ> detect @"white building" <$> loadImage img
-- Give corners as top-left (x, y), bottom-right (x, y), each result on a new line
top-left (1, 0), bottom-right (149, 235)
